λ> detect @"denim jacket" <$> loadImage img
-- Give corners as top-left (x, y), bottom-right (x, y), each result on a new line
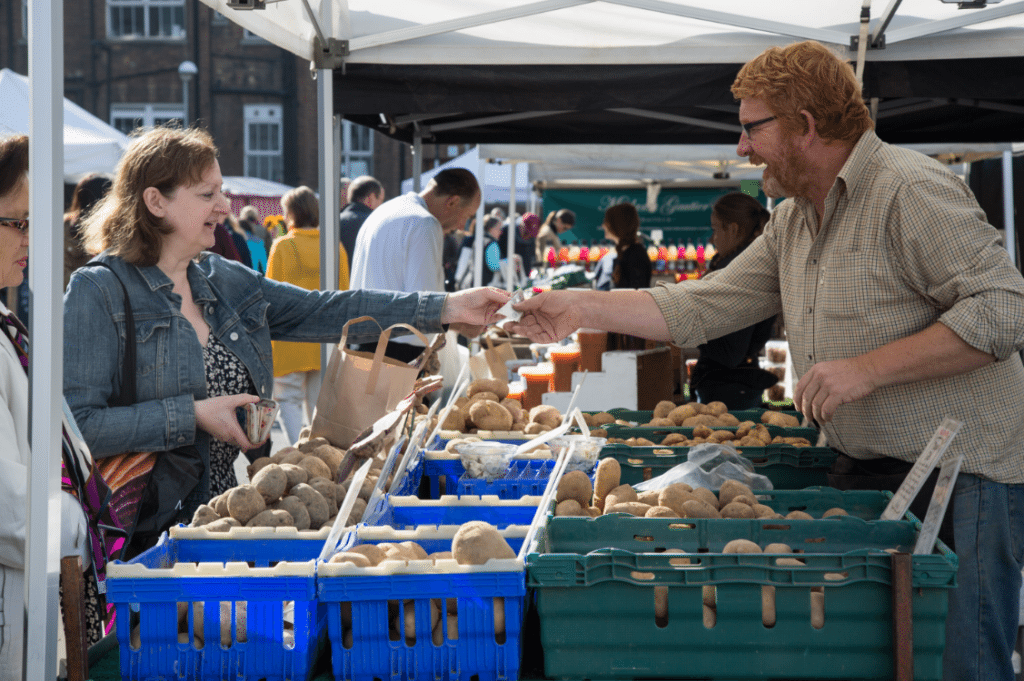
top-left (63, 252), bottom-right (446, 504)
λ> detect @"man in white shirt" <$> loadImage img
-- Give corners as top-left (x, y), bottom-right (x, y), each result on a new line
top-left (349, 168), bottom-right (481, 362)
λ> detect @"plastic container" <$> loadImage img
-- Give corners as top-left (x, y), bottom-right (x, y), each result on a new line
top-left (602, 444), bottom-right (837, 488)
top-left (519, 363), bottom-right (553, 410)
top-left (528, 504), bottom-right (956, 680)
top-left (546, 435), bottom-right (607, 473)
top-left (547, 344), bottom-right (580, 392)
top-left (576, 329), bottom-right (607, 372)
top-left (453, 441), bottom-right (518, 482)
top-left (319, 525), bottom-right (528, 681)
top-left (457, 459), bottom-right (559, 499)
top-left (363, 493), bottom-right (541, 529)
top-left (105, 526), bottom-right (329, 681)
top-left (505, 381), bottom-right (525, 402)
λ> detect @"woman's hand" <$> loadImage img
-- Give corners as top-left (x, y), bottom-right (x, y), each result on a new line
top-left (195, 393), bottom-right (265, 451)
top-left (441, 287), bottom-right (512, 337)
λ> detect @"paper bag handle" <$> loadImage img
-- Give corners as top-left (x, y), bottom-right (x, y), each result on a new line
top-left (338, 316), bottom-right (432, 395)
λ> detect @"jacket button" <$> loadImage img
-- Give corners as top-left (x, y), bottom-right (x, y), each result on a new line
top-left (178, 436), bottom-right (186, 444)
top-left (206, 306), bottom-right (214, 315)
top-left (230, 332), bottom-right (239, 341)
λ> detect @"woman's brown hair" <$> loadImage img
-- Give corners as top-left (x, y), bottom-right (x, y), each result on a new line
top-left (604, 202), bottom-right (641, 287)
top-left (710, 191), bottom-right (771, 264)
top-left (281, 185), bottom-right (319, 229)
top-left (81, 126), bottom-right (218, 266)
top-left (0, 135), bottom-right (29, 200)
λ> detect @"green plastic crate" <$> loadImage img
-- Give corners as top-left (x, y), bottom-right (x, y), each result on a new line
top-left (601, 444), bottom-right (838, 488)
top-left (600, 421), bottom-right (819, 445)
top-left (526, 505), bottom-right (956, 680)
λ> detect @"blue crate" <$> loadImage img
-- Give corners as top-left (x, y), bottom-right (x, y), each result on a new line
top-left (319, 526), bottom-right (527, 681)
top-left (363, 493), bottom-right (541, 529)
top-left (105, 528), bottom-right (328, 681)
top-left (457, 459), bottom-right (558, 499)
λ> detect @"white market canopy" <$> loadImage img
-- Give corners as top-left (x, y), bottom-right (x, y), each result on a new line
top-left (0, 68), bottom-right (129, 183)
top-left (400, 146), bottom-right (530, 203)
top-left (222, 175), bottom-right (297, 197)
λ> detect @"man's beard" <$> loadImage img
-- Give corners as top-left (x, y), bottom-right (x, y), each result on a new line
top-left (752, 139), bottom-right (812, 200)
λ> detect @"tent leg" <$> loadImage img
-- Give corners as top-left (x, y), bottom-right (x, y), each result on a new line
top-left (413, 132), bottom-right (423, 192)
top-left (1003, 150), bottom-right (1017, 269)
top-left (506, 161), bottom-right (518, 291)
top-left (473, 152), bottom-right (485, 289)
top-left (318, 70), bottom-right (339, 375)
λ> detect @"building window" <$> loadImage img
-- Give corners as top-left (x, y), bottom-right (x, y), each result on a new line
top-left (110, 103), bottom-right (183, 135)
top-left (244, 104), bottom-right (283, 182)
top-left (107, 0), bottom-right (185, 39)
top-left (342, 120), bottom-right (373, 178)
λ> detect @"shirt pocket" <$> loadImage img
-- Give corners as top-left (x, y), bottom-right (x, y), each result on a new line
top-left (134, 319), bottom-right (171, 378)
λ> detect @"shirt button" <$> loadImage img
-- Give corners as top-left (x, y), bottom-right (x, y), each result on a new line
top-left (811, 259), bottom-right (817, 264)
top-left (807, 307), bottom-right (813, 314)
top-left (206, 306), bottom-right (214, 315)
top-left (230, 332), bottom-right (239, 341)
top-left (808, 354), bottom-right (813, 360)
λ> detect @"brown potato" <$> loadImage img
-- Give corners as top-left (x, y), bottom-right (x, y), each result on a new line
top-left (348, 544), bottom-right (385, 566)
top-left (271, 496), bottom-right (311, 531)
top-left (584, 506), bottom-right (602, 517)
top-left (761, 411), bottom-right (800, 428)
top-left (347, 497), bottom-right (368, 525)
top-left (634, 437), bottom-right (656, 447)
top-left (270, 446), bottom-right (301, 462)
top-left (226, 485), bottom-right (266, 525)
top-left (681, 499), bottom-right (720, 518)
top-left (763, 543), bottom-right (793, 554)
top-left (667, 404), bottom-right (697, 425)
top-left (604, 502), bottom-right (652, 516)
top-left (251, 464), bottom-right (288, 504)
top-left (556, 470), bottom-right (593, 508)
top-left (528, 405), bottom-right (561, 429)
top-left (400, 541), bottom-right (429, 560)
top-left (298, 456), bottom-right (332, 483)
top-left (190, 505), bottom-right (221, 527)
top-left (468, 391), bottom-right (501, 404)
top-left (653, 400), bottom-right (676, 419)
top-left (716, 413), bottom-right (740, 426)
top-left (645, 505), bottom-right (680, 518)
top-left (718, 479), bottom-right (754, 507)
top-left (211, 493), bottom-right (230, 518)
top-left (311, 444), bottom-right (345, 480)
top-left (752, 504), bottom-right (778, 519)
top-left (468, 400), bottom-right (514, 431)
top-left (245, 457), bottom-right (273, 480)
top-left (468, 378), bottom-right (509, 400)
top-left (298, 437), bottom-right (330, 453)
top-left (277, 450), bottom-right (306, 466)
top-left (290, 483), bottom-right (330, 529)
top-left (524, 422), bottom-right (549, 435)
top-left (731, 494), bottom-right (757, 507)
top-left (822, 507), bottom-right (849, 518)
top-left (441, 407), bottom-right (467, 431)
top-left (691, 487), bottom-right (720, 510)
top-left (692, 424), bottom-right (714, 439)
top-left (604, 483), bottom-right (638, 510)
top-left (722, 539), bottom-right (761, 554)
top-left (245, 509), bottom-right (294, 528)
top-left (660, 433), bottom-right (688, 446)
top-left (329, 552), bottom-right (371, 567)
top-left (204, 518), bottom-right (240, 533)
top-left (591, 412), bottom-right (616, 426)
top-left (637, 490), bottom-right (661, 506)
top-left (708, 430), bottom-right (735, 443)
top-left (308, 478), bottom-right (340, 516)
top-left (500, 398), bottom-right (524, 422)
top-left (705, 401), bottom-right (729, 416)
top-left (647, 417), bottom-right (675, 427)
top-left (278, 463), bottom-right (308, 490)
top-left (555, 499), bottom-right (586, 517)
top-left (452, 521), bottom-right (516, 565)
top-left (658, 484), bottom-right (697, 517)
top-left (785, 510), bottom-right (814, 520)
top-left (720, 502), bottom-right (755, 519)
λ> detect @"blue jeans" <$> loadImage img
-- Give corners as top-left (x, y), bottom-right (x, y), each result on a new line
top-left (943, 473), bottom-right (1024, 681)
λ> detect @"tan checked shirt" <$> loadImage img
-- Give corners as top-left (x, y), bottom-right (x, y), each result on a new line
top-left (650, 130), bottom-right (1024, 484)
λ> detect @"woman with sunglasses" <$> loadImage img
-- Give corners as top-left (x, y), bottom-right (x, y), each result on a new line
top-left (0, 134), bottom-right (96, 674)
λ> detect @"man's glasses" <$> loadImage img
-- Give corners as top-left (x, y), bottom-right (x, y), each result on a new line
top-left (741, 116), bottom-right (777, 139)
top-left (0, 218), bottom-right (28, 235)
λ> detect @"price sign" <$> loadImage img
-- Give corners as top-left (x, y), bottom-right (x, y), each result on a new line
top-left (880, 416), bottom-right (963, 521)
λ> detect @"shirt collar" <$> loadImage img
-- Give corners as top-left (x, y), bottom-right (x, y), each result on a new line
top-left (833, 129), bottom-right (881, 201)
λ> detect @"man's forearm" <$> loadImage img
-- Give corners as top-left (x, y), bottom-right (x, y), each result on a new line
top-left (577, 289), bottom-right (672, 342)
top-left (860, 321), bottom-right (995, 390)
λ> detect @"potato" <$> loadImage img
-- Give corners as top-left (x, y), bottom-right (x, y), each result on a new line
top-left (205, 518), bottom-right (240, 532)
top-left (245, 456), bottom-right (273, 480)
top-left (379, 543), bottom-right (419, 562)
top-left (718, 479), bottom-right (754, 507)
top-left (591, 411), bottom-right (615, 426)
top-left (785, 510), bottom-right (814, 520)
top-left (452, 521), bottom-right (516, 565)
top-left (272, 496), bottom-right (311, 531)
top-left (658, 484), bottom-right (697, 517)
top-left (311, 444), bottom-right (345, 480)
top-left (705, 401), bottom-right (728, 416)
top-left (329, 552), bottom-right (371, 567)
top-left (822, 507), bottom-right (849, 518)
top-left (681, 499), bottom-right (720, 519)
top-left (270, 446), bottom-right (301, 462)
top-left (691, 487), bottom-right (720, 510)
top-left (226, 485), bottom-right (266, 525)
top-left (647, 417), bottom-right (675, 427)
top-left (584, 506), bottom-right (602, 517)
top-left (716, 413), bottom-right (740, 426)
top-left (762, 585), bottom-right (776, 627)
top-left (762, 411), bottom-right (800, 428)
top-left (653, 400), bottom-right (676, 419)
top-left (731, 494), bottom-right (757, 507)
top-left (468, 390), bottom-right (501, 404)
top-left (279, 463), bottom-right (308, 490)
top-left (298, 437), bottom-right (330, 453)
top-left (441, 407), bottom-right (467, 431)
top-left (735, 422), bottom-right (755, 438)
top-left (529, 405), bottom-right (561, 429)
top-left (297, 456), bottom-right (332, 483)
top-left (500, 398), bottom-right (524, 422)
top-left (720, 502), bottom-right (755, 519)
top-left (645, 505), bottom-right (679, 518)
top-left (752, 504), bottom-right (778, 519)
top-left (763, 543), bottom-right (793, 554)
top-left (290, 483), bottom-right (331, 529)
top-left (604, 502), bottom-right (651, 516)
top-left (722, 539), bottom-right (762, 554)
top-left (604, 483), bottom-right (638, 510)
top-left (468, 400), bottom-right (514, 431)
top-left (190, 504), bottom-right (221, 527)
top-left (428, 551), bottom-right (453, 561)
top-left (245, 509), bottom-right (295, 528)
top-left (348, 544), bottom-right (385, 566)
top-left (555, 499), bottom-right (586, 517)
top-left (752, 425), bottom-right (773, 445)
top-left (592, 458), bottom-right (621, 510)
top-left (556, 470), bottom-right (593, 508)
top-left (250, 464), bottom-right (288, 504)
top-left (708, 430), bottom-right (735, 443)
top-left (661, 433), bottom-right (688, 446)
top-left (277, 449), bottom-right (306, 466)
top-left (524, 422), bottom-right (549, 435)
top-left (637, 490), bottom-right (661, 506)
top-left (667, 404), bottom-right (697, 425)
top-left (468, 378), bottom-right (509, 400)
top-left (347, 497), bottom-right (368, 525)
top-left (210, 493), bottom-right (230, 518)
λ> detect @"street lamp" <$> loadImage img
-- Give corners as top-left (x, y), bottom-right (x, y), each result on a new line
top-left (178, 60), bottom-right (197, 127)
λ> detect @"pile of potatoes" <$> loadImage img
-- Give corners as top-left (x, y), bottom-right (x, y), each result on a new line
top-left (189, 436), bottom-right (391, 531)
top-left (608, 424), bottom-right (810, 448)
top-left (436, 379), bottom-right (574, 435)
top-left (642, 401), bottom-right (802, 430)
top-left (554, 458), bottom-right (850, 521)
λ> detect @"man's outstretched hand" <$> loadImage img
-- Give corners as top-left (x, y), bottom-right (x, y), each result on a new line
top-left (442, 287), bottom-right (512, 337)
top-left (505, 290), bottom-right (583, 343)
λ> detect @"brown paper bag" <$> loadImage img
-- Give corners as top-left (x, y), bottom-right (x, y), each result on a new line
top-left (483, 331), bottom-right (517, 383)
top-left (310, 316), bottom-right (432, 448)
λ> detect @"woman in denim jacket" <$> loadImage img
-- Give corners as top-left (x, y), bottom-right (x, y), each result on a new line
top-left (63, 127), bottom-right (506, 513)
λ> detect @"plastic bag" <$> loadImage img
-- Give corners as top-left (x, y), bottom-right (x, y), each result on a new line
top-left (633, 443), bottom-right (773, 492)
top-left (547, 435), bottom-right (607, 473)
top-left (452, 441), bottom-right (517, 482)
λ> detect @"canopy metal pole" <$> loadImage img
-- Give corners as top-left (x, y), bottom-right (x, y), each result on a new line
top-left (473, 154), bottom-right (485, 288)
top-left (412, 132), bottom-right (423, 192)
top-left (25, 0), bottom-right (63, 677)
top-left (505, 161), bottom-right (518, 290)
top-left (317, 0), bottom-right (338, 374)
top-left (1003, 150), bottom-right (1017, 268)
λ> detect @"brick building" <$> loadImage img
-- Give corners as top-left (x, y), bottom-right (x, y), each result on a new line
top-left (0, 0), bottom-right (465, 203)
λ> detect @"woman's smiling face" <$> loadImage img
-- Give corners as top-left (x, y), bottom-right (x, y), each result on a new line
top-left (155, 160), bottom-right (230, 259)
top-left (0, 176), bottom-right (30, 289)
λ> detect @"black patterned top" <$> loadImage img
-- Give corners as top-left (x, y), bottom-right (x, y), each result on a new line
top-left (203, 334), bottom-right (256, 497)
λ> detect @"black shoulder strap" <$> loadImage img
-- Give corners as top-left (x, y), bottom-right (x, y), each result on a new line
top-left (89, 261), bottom-right (137, 407)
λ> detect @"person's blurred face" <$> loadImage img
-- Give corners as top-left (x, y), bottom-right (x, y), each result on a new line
top-left (153, 160), bottom-right (230, 259)
top-left (0, 177), bottom-right (29, 289)
top-left (438, 192), bottom-right (481, 235)
top-left (710, 213), bottom-right (743, 259)
top-left (366, 190), bottom-right (385, 210)
top-left (552, 216), bottom-right (568, 233)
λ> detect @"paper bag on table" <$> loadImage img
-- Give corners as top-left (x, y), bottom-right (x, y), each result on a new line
top-left (483, 330), bottom-right (517, 383)
top-left (310, 316), bottom-right (433, 449)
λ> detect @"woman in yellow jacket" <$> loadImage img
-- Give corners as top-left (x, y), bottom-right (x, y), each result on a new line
top-left (266, 186), bottom-right (349, 445)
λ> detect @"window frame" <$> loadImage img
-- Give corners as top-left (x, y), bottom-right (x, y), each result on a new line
top-left (341, 119), bottom-right (374, 179)
top-left (110, 103), bottom-right (184, 135)
top-left (106, 0), bottom-right (186, 41)
top-left (243, 103), bottom-right (284, 183)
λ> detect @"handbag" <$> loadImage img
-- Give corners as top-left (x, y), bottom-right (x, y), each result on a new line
top-left (310, 316), bottom-right (433, 448)
top-left (88, 262), bottom-right (205, 557)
